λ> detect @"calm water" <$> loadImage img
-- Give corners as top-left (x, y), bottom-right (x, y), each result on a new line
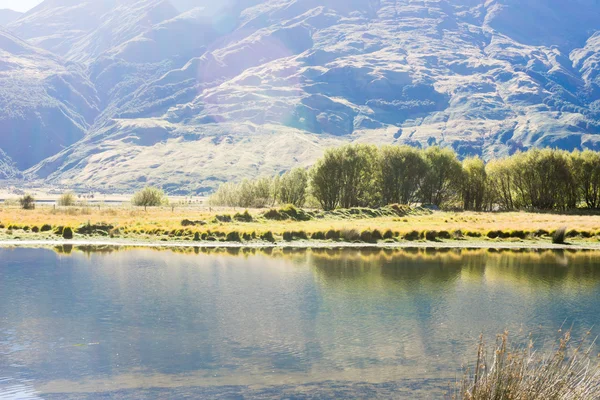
top-left (1, 247), bottom-right (600, 399)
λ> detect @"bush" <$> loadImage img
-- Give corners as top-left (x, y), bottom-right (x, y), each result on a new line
top-left (438, 230), bottom-right (451, 239)
top-left (403, 231), bottom-right (420, 241)
top-left (215, 214), bottom-right (232, 223)
top-left (424, 231), bottom-right (438, 241)
top-left (57, 192), bottom-right (76, 207)
top-left (233, 210), bottom-right (253, 222)
top-left (62, 227), bottom-right (74, 240)
top-left (371, 229), bottom-right (383, 241)
top-left (509, 230), bottom-right (527, 239)
top-left (31, 226), bottom-right (39, 233)
top-left (260, 231), bottom-right (275, 242)
top-left (132, 187), bottom-right (167, 210)
top-left (552, 227), bottom-right (567, 244)
top-left (311, 231), bottom-right (326, 240)
top-left (19, 195), bottom-right (35, 210)
top-left (41, 224), bottom-right (52, 232)
top-left (340, 228), bottom-right (361, 241)
top-left (226, 231), bottom-right (242, 242)
top-left (325, 229), bottom-right (341, 240)
top-left (193, 232), bottom-right (200, 241)
top-left (283, 231), bottom-right (294, 241)
top-left (360, 230), bottom-right (374, 243)
top-left (383, 230), bottom-right (394, 240)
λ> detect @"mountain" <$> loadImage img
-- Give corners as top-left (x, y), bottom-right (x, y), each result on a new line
top-left (2, 0), bottom-right (600, 192)
top-left (0, 9), bottom-right (22, 26)
top-left (0, 28), bottom-right (99, 170)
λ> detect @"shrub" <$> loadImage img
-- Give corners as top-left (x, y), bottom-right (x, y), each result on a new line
top-left (311, 231), bottom-right (326, 240)
top-left (293, 231), bottom-right (308, 240)
top-left (31, 226), bottom-right (39, 233)
top-left (371, 229), bottom-right (383, 241)
top-left (261, 231), bottom-right (275, 242)
top-left (62, 227), bottom-right (74, 240)
top-left (19, 195), bottom-right (35, 210)
top-left (57, 192), bottom-right (76, 207)
top-left (226, 231), bottom-right (242, 242)
top-left (383, 230), bottom-right (394, 240)
top-left (41, 224), bottom-right (52, 232)
top-left (233, 210), bottom-right (253, 222)
top-left (552, 227), bottom-right (567, 244)
top-left (453, 230), bottom-right (464, 239)
top-left (193, 232), bottom-right (200, 241)
top-left (325, 229), bottom-right (341, 240)
top-left (424, 231), bottom-right (438, 241)
top-left (132, 187), bottom-right (167, 210)
top-left (341, 229), bottom-right (361, 241)
top-left (487, 230), bottom-right (501, 239)
top-left (509, 230), bottom-right (527, 239)
top-left (215, 214), bottom-right (232, 223)
top-left (54, 226), bottom-right (65, 235)
top-left (283, 231), bottom-right (294, 241)
top-left (403, 231), bottom-right (420, 241)
top-left (360, 230), bottom-right (374, 243)
top-left (438, 230), bottom-right (451, 239)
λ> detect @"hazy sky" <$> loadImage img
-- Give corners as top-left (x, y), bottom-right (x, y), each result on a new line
top-left (2, 0), bottom-right (43, 12)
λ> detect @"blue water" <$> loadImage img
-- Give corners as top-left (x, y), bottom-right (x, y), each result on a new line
top-left (1, 247), bottom-right (599, 399)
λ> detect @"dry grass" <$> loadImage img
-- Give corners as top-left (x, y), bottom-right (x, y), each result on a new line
top-left (452, 330), bottom-right (600, 399)
top-left (1, 204), bottom-right (600, 243)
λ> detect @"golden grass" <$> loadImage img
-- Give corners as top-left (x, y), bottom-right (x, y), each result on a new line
top-left (1, 204), bottom-right (600, 242)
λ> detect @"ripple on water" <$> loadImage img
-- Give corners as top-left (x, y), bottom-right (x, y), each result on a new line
top-left (0, 378), bottom-right (42, 400)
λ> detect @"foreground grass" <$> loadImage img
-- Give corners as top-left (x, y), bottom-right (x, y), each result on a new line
top-left (452, 330), bottom-right (600, 399)
top-left (1, 204), bottom-right (600, 246)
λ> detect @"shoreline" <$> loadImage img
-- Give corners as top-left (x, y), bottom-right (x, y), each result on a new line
top-left (1, 238), bottom-right (600, 251)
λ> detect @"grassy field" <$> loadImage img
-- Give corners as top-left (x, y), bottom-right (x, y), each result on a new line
top-left (1, 202), bottom-right (600, 246)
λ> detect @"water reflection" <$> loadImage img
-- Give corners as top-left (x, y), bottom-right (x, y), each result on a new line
top-left (1, 247), bottom-right (599, 398)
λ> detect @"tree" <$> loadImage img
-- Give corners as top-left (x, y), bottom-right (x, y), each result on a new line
top-left (339, 144), bottom-right (380, 208)
top-left (132, 187), bottom-right (167, 210)
top-left (19, 194), bottom-right (35, 210)
top-left (486, 158), bottom-right (515, 211)
top-left (57, 192), bottom-right (76, 207)
top-left (253, 177), bottom-right (275, 208)
top-left (209, 182), bottom-right (239, 207)
top-left (379, 145), bottom-right (428, 205)
top-left (572, 150), bottom-right (600, 209)
top-left (310, 148), bottom-right (345, 210)
top-left (279, 168), bottom-right (308, 207)
top-left (461, 157), bottom-right (487, 211)
top-left (420, 147), bottom-right (462, 207)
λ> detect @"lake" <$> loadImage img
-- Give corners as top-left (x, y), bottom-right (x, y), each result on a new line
top-left (1, 247), bottom-right (600, 399)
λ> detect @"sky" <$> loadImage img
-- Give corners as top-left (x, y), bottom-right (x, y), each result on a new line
top-left (2, 0), bottom-right (43, 12)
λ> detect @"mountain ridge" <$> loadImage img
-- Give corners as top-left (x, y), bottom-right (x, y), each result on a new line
top-left (1, 0), bottom-right (600, 193)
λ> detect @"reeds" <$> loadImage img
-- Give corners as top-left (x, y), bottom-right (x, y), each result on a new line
top-left (453, 330), bottom-right (600, 399)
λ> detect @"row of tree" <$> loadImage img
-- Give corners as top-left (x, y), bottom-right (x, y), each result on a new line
top-left (213, 144), bottom-right (600, 212)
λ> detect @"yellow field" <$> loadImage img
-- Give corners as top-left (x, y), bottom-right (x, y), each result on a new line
top-left (1, 203), bottom-right (599, 244)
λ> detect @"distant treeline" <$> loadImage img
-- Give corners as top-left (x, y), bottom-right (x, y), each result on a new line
top-left (210, 145), bottom-right (600, 212)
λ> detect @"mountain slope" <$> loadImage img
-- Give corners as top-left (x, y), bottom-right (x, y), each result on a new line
top-left (0, 28), bottom-right (100, 170)
top-left (2, 0), bottom-right (600, 192)
top-left (0, 9), bottom-right (22, 26)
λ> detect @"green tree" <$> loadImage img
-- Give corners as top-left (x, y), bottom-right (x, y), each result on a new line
top-left (379, 145), bottom-right (428, 205)
top-left (572, 150), bottom-right (600, 209)
top-left (339, 144), bottom-right (380, 208)
top-left (310, 148), bottom-right (345, 210)
top-left (461, 157), bottom-right (487, 211)
top-left (279, 168), bottom-right (308, 207)
top-left (420, 147), bottom-right (462, 207)
top-left (486, 158), bottom-right (515, 210)
top-left (132, 187), bottom-right (167, 210)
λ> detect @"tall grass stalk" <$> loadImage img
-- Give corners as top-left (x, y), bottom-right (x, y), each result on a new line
top-left (453, 330), bottom-right (600, 399)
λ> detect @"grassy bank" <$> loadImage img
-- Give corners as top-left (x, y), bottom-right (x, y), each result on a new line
top-left (1, 204), bottom-right (600, 246)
